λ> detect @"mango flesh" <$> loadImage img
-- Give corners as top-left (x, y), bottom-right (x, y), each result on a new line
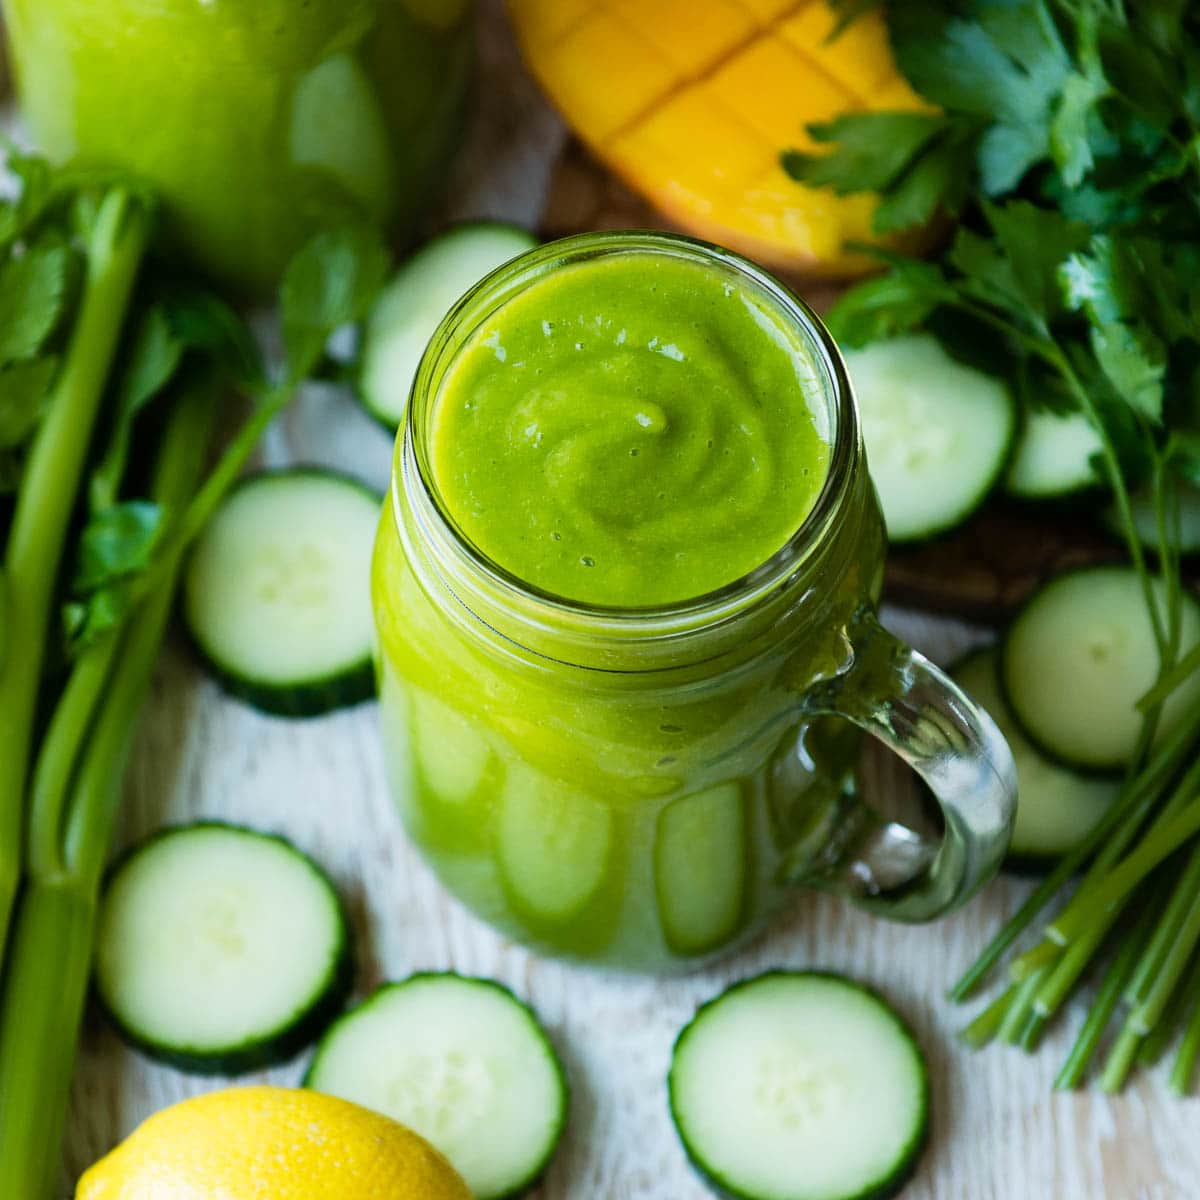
top-left (510, 0), bottom-right (930, 277)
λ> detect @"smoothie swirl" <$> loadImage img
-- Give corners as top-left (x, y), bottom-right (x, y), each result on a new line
top-left (430, 252), bottom-right (830, 607)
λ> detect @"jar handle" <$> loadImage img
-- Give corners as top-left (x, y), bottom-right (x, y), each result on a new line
top-left (800, 609), bottom-right (1017, 921)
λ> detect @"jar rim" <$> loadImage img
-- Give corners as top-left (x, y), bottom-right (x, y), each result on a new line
top-left (397, 230), bottom-right (860, 641)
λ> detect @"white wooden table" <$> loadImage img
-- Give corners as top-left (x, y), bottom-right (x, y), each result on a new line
top-left (64, 4), bottom-right (1200, 1196)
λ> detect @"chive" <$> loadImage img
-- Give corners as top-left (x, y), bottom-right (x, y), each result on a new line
top-left (1009, 938), bottom-right (1061, 983)
top-left (1054, 895), bottom-right (1162, 1090)
top-left (950, 716), bottom-right (1199, 1002)
top-left (1099, 1024), bottom-right (1144, 1094)
top-left (1123, 852), bottom-right (1200, 1012)
top-left (1170, 985), bottom-right (1200, 1096)
top-left (1036, 918), bottom-right (1121, 1019)
top-left (1139, 644), bottom-right (1200, 713)
top-left (1130, 880), bottom-right (1200, 1037)
top-left (960, 983), bottom-right (1020, 1049)
top-left (1138, 951), bottom-right (1200, 1066)
top-left (1050, 801), bottom-right (1200, 945)
top-left (999, 969), bottom-right (1047, 1044)
top-left (1017, 1009), bottom-right (1048, 1052)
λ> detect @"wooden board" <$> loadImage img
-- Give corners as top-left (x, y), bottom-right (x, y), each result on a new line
top-left (64, 4), bottom-right (1199, 1199)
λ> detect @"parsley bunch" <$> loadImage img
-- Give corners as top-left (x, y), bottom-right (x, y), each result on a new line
top-left (0, 154), bottom-right (387, 1197)
top-left (787, 0), bottom-right (1200, 1094)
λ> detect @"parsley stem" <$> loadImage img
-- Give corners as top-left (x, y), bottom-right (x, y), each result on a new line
top-left (118, 378), bottom-right (297, 615)
top-left (1043, 340), bottom-right (1167, 658)
top-left (177, 381), bottom-right (293, 545)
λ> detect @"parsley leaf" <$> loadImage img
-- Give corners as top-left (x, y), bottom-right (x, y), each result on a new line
top-left (889, 0), bottom-right (1077, 193)
top-left (1090, 324), bottom-right (1166, 424)
top-left (825, 257), bottom-right (952, 346)
top-left (71, 500), bottom-right (164, 595)
top-left (1171, 432), bottom-right (1200, 488)
top-left (0, 243), bottom-right (73, 365)
top-left (784, 113), bottom-right (950, 195)
top-left (280, 224), bottom-right (389, 383)
top-left (982, 201), bottom-right (1090, 319)
top-left (163, 289), bottom-right (264, 392)
top-left (784, 113), bottom-right (977, 233)
top-left (0, 359), bottom-right (59, 449)
top-left (872, 125), bottom-right (976, 232)
top-left (87, 306), bottom-right (185, 514)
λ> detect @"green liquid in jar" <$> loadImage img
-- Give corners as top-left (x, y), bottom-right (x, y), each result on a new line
top-left (373, 243), bottom-right (883, 970)
top-left (430, 252), bottom-right (830, 606)
top-left (5, 0), bottom-right (473, 294)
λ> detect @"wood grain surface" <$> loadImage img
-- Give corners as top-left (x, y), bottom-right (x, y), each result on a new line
top-left (63, 4), bottom-right (1198, 1198)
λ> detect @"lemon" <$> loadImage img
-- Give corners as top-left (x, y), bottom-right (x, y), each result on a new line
top-left (76, 1085), bottom-right (473, 1200)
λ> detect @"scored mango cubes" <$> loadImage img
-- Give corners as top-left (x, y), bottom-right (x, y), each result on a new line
top-left (510, 0), bottom-right (928, 277)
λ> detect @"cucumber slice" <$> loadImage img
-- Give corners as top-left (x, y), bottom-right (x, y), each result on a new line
top-left (655, 783), bottom-right (746, 956)
top-left (669, 972), bottom-right (928, 1200)
top-left (844, 334), bottom-right (1015, 542)
top-left (406, 688), bottom-right (498, 855)
top-left (411, 688), bottom-right (495, 804)
top-left (496, 760), bottom-right (612, 923)
top-left (1005, 408), bottom-right (1103, 499)
top-left (306, 973), bottom-right (568, 1200)
top-left (359, 222), bottom-right (538, 428)
top-left (1104, 482), bottom-right (1200, 559)
top-left (1001, 567), bottom-right (1200, 772)
top-left (953, 650), bottom-right (1119, 866)
top-left (95, 823), bottom-right (352, 1075)
top-left (183, 468), bottom-right (381, 717)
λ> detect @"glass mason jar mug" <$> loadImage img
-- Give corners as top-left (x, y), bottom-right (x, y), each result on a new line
top-left (372, 232), bottom-right (1016, 972)
top-left (3, 0), bottom-right (474, 295)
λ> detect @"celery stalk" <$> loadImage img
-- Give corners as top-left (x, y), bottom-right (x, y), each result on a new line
top-left (0, 883), bottom-right (95, 1199)
top-left (0, 191), bottom-right (151, 952)
top-left (0, 379), bottom-right (214, 1198)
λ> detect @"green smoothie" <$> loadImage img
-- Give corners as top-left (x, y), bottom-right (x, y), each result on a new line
top-left (375, 237), bottom-right (886, 970)
top-left (3, 0), bottom-right (472, 294)
top-left (430, 254), bottom-right (830, 606)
